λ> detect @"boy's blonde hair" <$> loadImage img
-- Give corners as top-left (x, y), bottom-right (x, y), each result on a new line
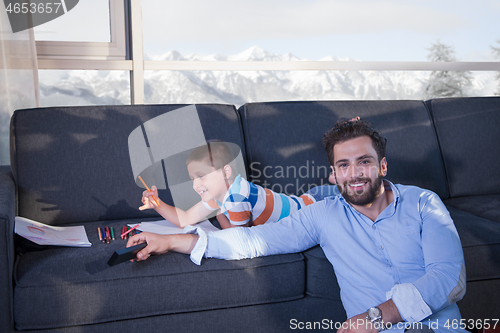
top-left (186, 140), bottom-right (235, 171)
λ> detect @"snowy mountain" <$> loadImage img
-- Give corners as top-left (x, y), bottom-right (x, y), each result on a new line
top-left (39, 46), bottom-right (498, 107)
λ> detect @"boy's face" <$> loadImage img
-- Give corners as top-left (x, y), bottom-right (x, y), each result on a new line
top-left (187, 159), bottom-right (229, 202)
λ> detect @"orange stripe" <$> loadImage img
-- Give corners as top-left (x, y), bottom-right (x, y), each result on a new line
top-left (253, 189), bottom-right (274, 226)
top-left (300, 194), bottom-right (314, 206)
top-left (207, 199), bottom-right (219, 209)
top-left (227, 210), bottom-right (252, 222)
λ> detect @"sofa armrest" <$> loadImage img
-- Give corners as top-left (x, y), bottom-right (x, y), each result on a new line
top-left (0, 165), bottom-right (16, 332)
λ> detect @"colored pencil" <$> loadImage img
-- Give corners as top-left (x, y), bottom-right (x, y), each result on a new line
top-left (138, 176), bottom-right (160, 206)
top-left (121, 224), bottom-right (139, 238)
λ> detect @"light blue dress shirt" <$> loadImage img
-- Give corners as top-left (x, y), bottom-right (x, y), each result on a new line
top-left (187, 181), bottom-right (466, 333)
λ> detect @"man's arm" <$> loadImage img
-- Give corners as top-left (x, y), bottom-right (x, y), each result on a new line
top-left (412, 192), bottom-right (466, 311)
top-left (389, 191), bottom-right (465, 323)
top-left (128, 200), bottom-right (325, 263)
top-left (203, 203), bottom-right (324, 260)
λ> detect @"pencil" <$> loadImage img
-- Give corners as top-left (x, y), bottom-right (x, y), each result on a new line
top-left (98, 228), bottom-right (102, 241)
top-left (138, 176), bottom-right (160, 206)
top-left (110, 227), bottom-right (115, 240)
top-left (121, 224), bottom-right (140, 238)
top-left (101, 228), bottom-right (106, 243)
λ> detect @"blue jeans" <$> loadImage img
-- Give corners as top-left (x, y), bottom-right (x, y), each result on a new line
top-left (305, 185), bottom-right (339, 202)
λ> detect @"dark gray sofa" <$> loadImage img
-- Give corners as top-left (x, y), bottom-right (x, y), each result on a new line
top-left (1, 97), bottom-right (499, 332)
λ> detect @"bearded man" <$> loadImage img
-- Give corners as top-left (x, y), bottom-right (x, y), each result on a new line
top-left (129, 118), bottom-right (466, 333)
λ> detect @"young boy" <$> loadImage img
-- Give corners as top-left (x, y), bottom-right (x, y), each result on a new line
top-left (139, 140), bottom-right (336, 229)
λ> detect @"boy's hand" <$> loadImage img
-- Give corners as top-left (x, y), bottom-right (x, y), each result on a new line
top-left (139, 185), bottom-right (159, 210)
top-left (126, 232), bottom-right (170, 261)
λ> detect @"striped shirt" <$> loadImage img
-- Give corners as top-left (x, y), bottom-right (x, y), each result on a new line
top-left (202, 174), bottom-right (315, 226)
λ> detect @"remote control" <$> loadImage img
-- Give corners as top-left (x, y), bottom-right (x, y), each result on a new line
top-left (107, 243), bottom-right (147, 266)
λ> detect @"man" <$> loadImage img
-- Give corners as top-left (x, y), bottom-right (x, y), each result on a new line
top-left (128, 118), bottom-right (466, 333)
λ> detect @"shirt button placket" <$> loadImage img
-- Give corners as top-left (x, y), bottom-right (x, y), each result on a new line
top-left (373, 223), bottom-right (389, 264)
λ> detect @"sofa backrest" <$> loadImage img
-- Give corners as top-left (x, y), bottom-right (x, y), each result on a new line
top-left (238, 100), bottom-right (448, 199)
top-left (428, 96), bottom-right (500, 198)
top-left (10, 104), bottom-right (245, 225)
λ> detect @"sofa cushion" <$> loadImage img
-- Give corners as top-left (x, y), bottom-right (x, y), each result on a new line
top-left (10, 104), bottom-right (246, 225)
top-left (458, 279), bottom-right (500, 322)
top-left (428, 97), bottom-right (500, 198)
top-left (13, 219), bottom-right (305, 330)
top-left (449, 206), bottom-right (500, 321)
top-left (448, 206), bottom-right (500, 282)
top-left (238, 100), bottom-right (448, 199)
top-left (0, 167), bottom-right (15, 332)
top-left (445, 195), bottom-right (500, 224)
top-left (303, 245), bottom-right (341, 301)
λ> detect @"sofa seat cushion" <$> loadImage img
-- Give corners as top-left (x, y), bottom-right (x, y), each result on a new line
top-left (445, 194), bottom-right (500, 223)
top-left (448, 207), bottom-right (500, 281)
top-left (13, 219), bottom-right (305, 330)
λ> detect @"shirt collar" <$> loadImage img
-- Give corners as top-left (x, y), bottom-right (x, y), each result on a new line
top-left (218, 174), bottom-right (242, 206)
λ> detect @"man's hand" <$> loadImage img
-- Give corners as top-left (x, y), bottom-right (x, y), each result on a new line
top-left (337, 313), bottom-right (378, 333)
top-left (126, 231), bottom-right (200, 261)
top-left (126, 232), bottom-right (170, 261)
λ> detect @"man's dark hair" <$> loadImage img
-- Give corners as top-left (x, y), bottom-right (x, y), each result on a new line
top-left (322, 118), bottom-right (387, 166)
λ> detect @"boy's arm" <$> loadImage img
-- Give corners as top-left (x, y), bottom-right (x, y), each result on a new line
top-left (216, 213), bottom-right (251, 229)
top-left (140, 186), bottom-right (213, 227)
top-left (157, 201), bottom-right (213, 228)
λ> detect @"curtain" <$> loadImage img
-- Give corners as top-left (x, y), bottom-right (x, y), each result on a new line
top-left (0, 5), bottom-right (40, 165)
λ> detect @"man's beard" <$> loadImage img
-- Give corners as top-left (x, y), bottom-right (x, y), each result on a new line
top-left (338, 174), bottom-right (384, 206)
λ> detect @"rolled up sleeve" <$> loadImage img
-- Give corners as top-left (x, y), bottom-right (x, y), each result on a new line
top-left (183, 225), bottom-right (208, 265)
top-left (387, 283), bottom-right (432, 322)
top-left (187, 203), bottom-right (324, 264)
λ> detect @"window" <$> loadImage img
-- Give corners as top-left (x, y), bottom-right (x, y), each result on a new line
top-left (35, 0), bottom-right (500, 106)
top-left (34, 0), bottom-right (132, 106)
top-left (34, 0), bottom-right (111, 43)
top-left (142, 0), bottom-right (500, 62)
top-left (35, 0), bottom-right (127, 60)
top-left (38, 70), bottom-right (130, 106)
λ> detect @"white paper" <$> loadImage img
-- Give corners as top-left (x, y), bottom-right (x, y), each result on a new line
top-left (129, 219), bottom-right (219, 235)
top-left (15, 216), bottom-right (92, 247)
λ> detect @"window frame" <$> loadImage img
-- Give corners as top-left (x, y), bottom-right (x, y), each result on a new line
top-left (35, 0), bottom-right (500, 105)
top-left (36, 0), bottom-right (127, 61)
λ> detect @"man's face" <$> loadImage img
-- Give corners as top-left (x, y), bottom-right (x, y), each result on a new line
top-left (332, 136), bottom-right (387, 206)
top-left (187, 160), bottom-right (228, 202)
